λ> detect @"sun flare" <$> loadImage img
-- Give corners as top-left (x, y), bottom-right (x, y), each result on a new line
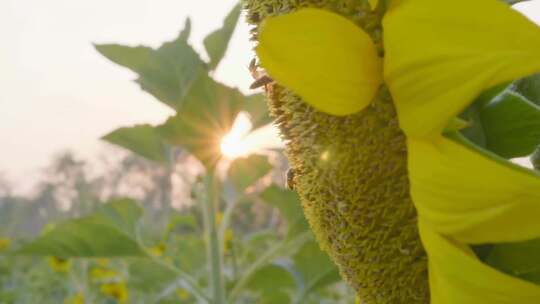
top-left (220, 112), bottom-right (284, 159)
top-left (220, 112), bottom-right (253, 158)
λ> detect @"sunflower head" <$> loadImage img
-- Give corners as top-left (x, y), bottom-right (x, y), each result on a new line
top-left (248, 0), bottom-right (540, 303)
top-left (245, 1), bottom-right (428, 302)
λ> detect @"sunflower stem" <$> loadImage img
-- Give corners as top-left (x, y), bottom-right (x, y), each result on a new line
top-left (203, 169), bottom-right (226, 304)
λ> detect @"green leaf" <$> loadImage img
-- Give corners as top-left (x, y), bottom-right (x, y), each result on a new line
top-left (247, 264), bottom-right (295, 301)
top-left (167, 214), bottom-right (199, 233)
top-left (102, 124), bottom-right (169, 164)
top-left (480, 91), bottom-right (540, 158)
top-left (203, 3), bottom-right (241, 70)
top-left (227, 155), bottom-right (272, 193)
top-left (129, 259), bottom-right (177, 292)
top-left (459, 83), bottom-right (509, 148)
top-left (515, 73), bottom-right (540, 106)
top-left (16, 199), bottom-right (146, 258)
top-left (244, 94), bottom-right (273, 129)
top-left (94, 24), bottom-right (207, 110)
top-left (259, 291), bottom-right (291, 304)
top-left (293, 241), bottom-right (340, 296)
top-left (157, 76), bottom-right (245, 168)
top-left (532, 145), bottom-right (540, 170)
top-left (178, 18), bottom-right (192, 41)
top-left (260, 185), bottom-right (309, 236)
top-left (173, 236), bottom-right (207, 274)
top-left (485, 238), bottom-right (540, 279)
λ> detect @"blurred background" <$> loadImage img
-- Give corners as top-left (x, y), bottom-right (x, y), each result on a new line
top-left (1, 0), bottom-right (256, 194)
top-left (1, 1), bottom-right (540, 303)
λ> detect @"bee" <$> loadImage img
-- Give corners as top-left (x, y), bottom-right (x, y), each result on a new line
top-left (286, 168), bottom-right (296, 191)
top-left (248, 58), bottom-right (274, 90)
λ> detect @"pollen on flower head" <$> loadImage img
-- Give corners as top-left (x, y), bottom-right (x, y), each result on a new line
top-left (244, 0), bottom-right (429, 303)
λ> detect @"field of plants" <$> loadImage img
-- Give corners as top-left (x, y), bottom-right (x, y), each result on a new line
top-left (3, 0), bottom-right (540, 303)
top-left (0, 5), bottom-right (354, 304)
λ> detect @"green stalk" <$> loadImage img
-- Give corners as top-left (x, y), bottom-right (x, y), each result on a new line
top-left (203, 169), bottom-right (226, 304)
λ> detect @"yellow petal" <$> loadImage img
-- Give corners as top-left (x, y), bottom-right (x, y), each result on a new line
top-left (408, 134), bottom-right (540, 244)
top-left (368, 0), bottom-right (379, 9)
top-left (257, 8), bottom-right (382, 116)
top-left (419, 221), bottom-right (540, 304)
top-left (384, 0), bottom-right (540, 138)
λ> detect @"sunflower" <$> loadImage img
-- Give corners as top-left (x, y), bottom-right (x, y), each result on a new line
top-left (254, 0), bottom-right (540, 302)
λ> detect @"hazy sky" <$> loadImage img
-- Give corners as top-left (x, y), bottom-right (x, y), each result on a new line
top-left (1, 1), bottom-right (540, 188)
top-left (0, 0), bottom-right (253, 187)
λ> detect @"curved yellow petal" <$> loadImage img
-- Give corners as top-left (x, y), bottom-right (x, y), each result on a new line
top-left (408, 135), bottom-right (540, 244)
top-left (419, 221), bottom-right (540, 304)
top-left (384, 0), bottom-right (540, 138)
top-left (257, 8), bottom-right (382, 116)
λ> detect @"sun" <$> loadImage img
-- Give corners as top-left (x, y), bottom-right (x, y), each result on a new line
top-left (220, 112), bottom-right (253, 158)
top-left (220, 112), bottom-right (284, 159)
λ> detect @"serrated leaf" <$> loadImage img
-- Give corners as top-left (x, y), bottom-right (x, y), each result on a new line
top-left (102, 124), bottom-right (169, 164)
top-left (260, 185), bottom-right (308, 237)
top-left (95, 25), bottom-right (207, 110)
top-left (16, 199), bottom-right (146, 258)
top-left (203, 3), bottom-right (241, 70)
top-left (480, 91), bottom-right (540, 158)
top-left (227, 155), bottom-right (272, 192)
top-left (293, 241), bottom-right (340, 295)
top-left (157, 76), bottom-right (245, 168)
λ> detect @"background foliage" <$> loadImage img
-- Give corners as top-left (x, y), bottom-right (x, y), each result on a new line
top-left (0, 4), bottom-right (354, 304)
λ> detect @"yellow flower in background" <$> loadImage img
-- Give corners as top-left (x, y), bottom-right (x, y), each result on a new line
top-left (176, 288), bottom-right (190, 300)
top-left (256, 0), bottom-right (540, 303)
top-left (48, 256), bottom-right (71, 273)
top-left (90, 267), bottom-right (119, 281)
top-left (149, 242), bottom-right (166, 257)
top-left (101, 282), bottom-right (128, 303)
top-left (96, 258), bottom-right (110, 267)
top-left (0, 238), bottom-right (11, 252)
top-left (64, 293), bottom-right (84, 304)
top-left (215, 211), bottom-right (224, 226)
top-left (223, 228), bottom-right (234, 254)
